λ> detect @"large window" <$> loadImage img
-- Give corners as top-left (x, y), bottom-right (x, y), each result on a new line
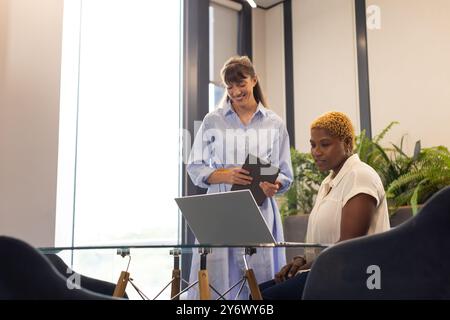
top-left (57, 0), bottom-right (182, 299)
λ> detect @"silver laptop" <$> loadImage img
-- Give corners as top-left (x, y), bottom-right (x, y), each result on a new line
top-left (175, 190), bottom-right (276, 245)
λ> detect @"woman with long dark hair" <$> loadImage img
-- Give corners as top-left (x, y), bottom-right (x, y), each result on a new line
top-left (186, 56), bottom-right (293, 299)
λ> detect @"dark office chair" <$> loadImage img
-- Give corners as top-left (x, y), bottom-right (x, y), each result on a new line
top-left (44, 253), bottom-right (128, 299)
top-left (302, 186), bottom-right (450, 299)
top-left (0, 236), bottom-right (120, 299)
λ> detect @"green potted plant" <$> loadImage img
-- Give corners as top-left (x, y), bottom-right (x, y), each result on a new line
top-left (355, 122), bottom-right (420, 192)
top-left (388, 145), bottom-right (450, 216)
top-left (358, 123), bottom-right (450, 224)
top-left (355, 122), bottom-right (423, 224)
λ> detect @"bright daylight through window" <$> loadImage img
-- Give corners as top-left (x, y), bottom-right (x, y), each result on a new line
top-left (56, 0), bottom-right (182, 299)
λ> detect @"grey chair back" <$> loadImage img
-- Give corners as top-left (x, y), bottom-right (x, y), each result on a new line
top-left (44, 253), bottom-right (127, 298)
top-left (0, 236), bottom-right (118, 300)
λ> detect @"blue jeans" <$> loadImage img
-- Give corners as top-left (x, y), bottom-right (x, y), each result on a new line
top-left (259, 271), bottom-right (310, 300)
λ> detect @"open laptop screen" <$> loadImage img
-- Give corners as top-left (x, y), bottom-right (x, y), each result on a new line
top-left (175, 190), bottom-right (276, 245)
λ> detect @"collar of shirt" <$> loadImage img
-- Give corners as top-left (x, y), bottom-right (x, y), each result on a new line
top-left (223, 101), bottom-right (267, 118)
top-left (322, 153), bottom-right (361, 192)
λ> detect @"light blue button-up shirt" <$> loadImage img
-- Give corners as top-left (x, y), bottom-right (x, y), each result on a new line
top-left (186, 101), bottom-right (293, 299)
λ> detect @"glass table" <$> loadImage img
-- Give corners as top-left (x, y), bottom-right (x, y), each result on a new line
top-left (39, 243), bottom-right (328, 300)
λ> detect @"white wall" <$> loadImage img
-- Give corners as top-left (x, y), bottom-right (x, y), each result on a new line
top-left (252, 8), bottom-right (267, 97)
top-left (252, 5), bottom-right (286, 122)
top-left (265, 5), bottom-right (286, 121)
top-left (210, 2), bottom-right (239, 84)
top-left (367, 0), bottom-right (450, 153)
top-left (0, 0), bottom-right (63, 247)
top-left (292, 0), bottom-right (360, 152)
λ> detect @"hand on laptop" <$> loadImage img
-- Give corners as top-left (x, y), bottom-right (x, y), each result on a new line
top-left (207, 167), bottom-right (253, 185)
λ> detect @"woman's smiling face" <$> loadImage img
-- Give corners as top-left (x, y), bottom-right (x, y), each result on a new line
top-left (226, 76), bottom-right (257, 107)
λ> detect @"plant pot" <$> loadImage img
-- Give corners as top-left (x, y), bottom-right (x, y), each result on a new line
top-left (389, 205), bottom-right (422, 227)
top-left (282, 214), bottom-right (310, 262)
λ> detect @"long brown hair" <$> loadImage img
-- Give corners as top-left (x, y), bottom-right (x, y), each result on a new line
top-left (219, 56), bottom-right (269, 108)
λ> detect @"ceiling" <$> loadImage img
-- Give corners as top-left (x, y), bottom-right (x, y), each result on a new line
top-left (254, 0), bottom-right (285, 9)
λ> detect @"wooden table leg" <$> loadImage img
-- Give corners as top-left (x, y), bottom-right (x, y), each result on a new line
top-left (198, 270), bottom-right (211, 300)
top-left (171, 269), bottom-right (181, 300)
top-left (113, 271), bottom-right (130, 298)
top-left (246, 269), bottom-right (262, 300)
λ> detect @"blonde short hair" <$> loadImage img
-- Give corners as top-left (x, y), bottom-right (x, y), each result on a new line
top-left (311, 111), bottom-right (355, 147)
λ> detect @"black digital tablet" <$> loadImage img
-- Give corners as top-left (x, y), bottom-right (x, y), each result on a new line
top-left (230, 154), bottom-right (280, 206)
